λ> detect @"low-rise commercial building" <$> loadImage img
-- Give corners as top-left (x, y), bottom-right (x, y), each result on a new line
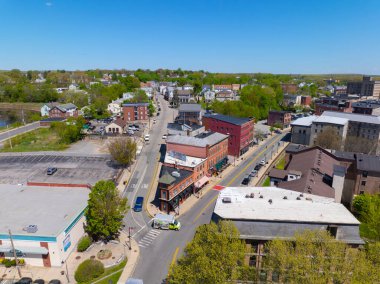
top-left (212, 187), bottom-right (363, 267)
top-left (267, 111), bottom-right (291, 128)
top-left (352, 100), bottom-right (380, 115)
top-left (48, 103), bottom-right (78, 118)
top-left (176, 104), bottom-right (202, 125)
top-left (203, 113), bottom-right (254, 157)
top-left (166, 123), bottom-right (205, 137)
top-left (315, 97), bottom-right (352, 115)
top-left (0, 185), bottom-right (89, 267)
top-left (347, 76), bottom-right (380, 98)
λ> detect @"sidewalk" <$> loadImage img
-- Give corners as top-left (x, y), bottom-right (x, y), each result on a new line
top-left (117, 233), bottom-right (140, 284)
top-left (146, 133), bottom-right (288, 218)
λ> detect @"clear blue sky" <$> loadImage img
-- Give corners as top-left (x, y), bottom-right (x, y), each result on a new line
top-left (1, 0), bottom-right (379, 74)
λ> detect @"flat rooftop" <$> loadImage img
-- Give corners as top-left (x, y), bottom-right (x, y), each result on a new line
top-left (166, 131), bottom-right (228, 147)
top-left (291, 115), bottom-right (317, 127)
top-left (314, 115), bottom-right (348, 125)
top-left (213, 187), bottom-right (359, 225)
top-left (164, 152), bottom-right (205, 168)
top-left (0, 184), bottom-right (89, 237)
top-left (203, 113), bottom-right (252, 126)
top-left (322, 111), bottom-right (380, 125)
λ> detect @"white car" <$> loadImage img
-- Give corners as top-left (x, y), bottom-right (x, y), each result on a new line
top-left (259, 159), bottom-right (266, 166)
top-left (144, 134), bottom-right (150, 141)
top-left (162, 134), bottom-right (167, 140)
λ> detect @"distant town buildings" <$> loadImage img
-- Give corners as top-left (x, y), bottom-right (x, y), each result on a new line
top-left (347, 76), bottom-right (380, 98)
top-left (315, 97), bottom-right (352, 115)
top-left (48, 103), bottom-right (78, 118)
top-left (267, 110), bottom-right (291, 128)
top-left (281, 83), bottom-right (298, 94)
top-left (352, 100), bottom-right (380, 115)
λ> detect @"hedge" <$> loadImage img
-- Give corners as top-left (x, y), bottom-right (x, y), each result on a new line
top-left (74, 259), bottom-right (105, 283)
top-left (77, 236), bottom-right (92, 252)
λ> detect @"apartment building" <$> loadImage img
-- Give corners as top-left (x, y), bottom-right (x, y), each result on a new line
top-left (314, 97), bottom-right (352, 115)
top-left (122, 103), bottom-right (149, 121)
top-left (347, 76), bottom-right (380, 98)
top-left (267, 111), bottom-right (291, 128)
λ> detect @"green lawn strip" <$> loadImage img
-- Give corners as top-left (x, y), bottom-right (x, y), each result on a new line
top-left (262, 176), bottom-right (270, 187)
top-left (83, 259), bottom-right (127, 284)
top-left (94, 270), bottom-right (123, 284)
top-left (0, 128), bottom-right (68, 152)
top-left (275, 155), bottom-right (286, 170)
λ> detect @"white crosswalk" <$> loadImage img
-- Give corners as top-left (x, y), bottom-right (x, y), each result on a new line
top-left (137, 229), bottom-right (161, 248)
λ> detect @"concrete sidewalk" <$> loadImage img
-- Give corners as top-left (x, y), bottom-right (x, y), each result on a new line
top-left (145, 133), bottom-right (288, 218)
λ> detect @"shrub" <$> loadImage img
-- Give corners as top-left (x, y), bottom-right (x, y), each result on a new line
top-left (74, 259), bottom-right (104, 283)
top-left (77, 236), bottom-right (92, 252)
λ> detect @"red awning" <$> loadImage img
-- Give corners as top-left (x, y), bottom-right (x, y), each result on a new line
top-left (195, 176), bottom-right (210, 188)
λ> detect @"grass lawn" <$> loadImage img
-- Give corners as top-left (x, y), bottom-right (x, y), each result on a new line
top-left (262, 176), bottom-right (270, 187)
top-left (275, 156), bottom-right (286, 170)
top-left (0, 128), bottom-right (69, 152)
top-left (84, 259), bottom-right (127, 284)
top-left (95, 270), bottom-right (123, 284)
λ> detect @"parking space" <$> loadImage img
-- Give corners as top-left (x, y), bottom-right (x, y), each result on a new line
top-left (0, 155), bottom-right (119, 186)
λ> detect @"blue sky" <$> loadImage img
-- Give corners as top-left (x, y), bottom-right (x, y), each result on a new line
top-left (0, 0), bottom-right (379, 73)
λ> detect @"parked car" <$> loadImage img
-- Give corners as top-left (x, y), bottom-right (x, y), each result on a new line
top-left (162, 134), bottom-right (167, 139)
top-left (16, 278), bottom-right (33, 284)
top-left (254, 164), bottom-right (262, 171)
top-left (259, 159), bottom-right (266, 166)
top-left (157, 112), bottom-right (160, 116)
top-left (127, 130), bottom-right (134, 135)
top-left (249, 170), bottom-right (258, 177)
top-left (144, 134), bottom-right (150, 141)
top-left (241, 175), bottom-right (251, 185)
top-left (47, 167), bottom-right (57, 175)
top-left (128, 126), bottom-right (137, 131)
top-left (153, 119), bottom-right (157, 124)
top-left (275, 129), bottom-right (282, 134)
top-left (133, 196), bottom-right (144, 212)
top-left (48, 280), bottom-right (61, 284)
top-left (33, 280), bottom-right (45, 284)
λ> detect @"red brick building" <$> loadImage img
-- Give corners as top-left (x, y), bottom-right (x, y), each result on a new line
top-left (315, 97), bottom-right (352, 115)
top-left (301, 95), bottom-right (312, 107)
top-left (202, 114), bottom-right (254, 157)
top-left (281, 83), bottom-right (298, 94)
top-left (48, 103), bottom-right (78, 118)
top-left (267, 110), bottom-right (291, 128)
top-left (122, 103), bottom-right (149, 121)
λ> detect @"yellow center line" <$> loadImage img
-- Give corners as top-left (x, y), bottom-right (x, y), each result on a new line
top-left (192, 135), bottom-right (284, 223)
top-left (167, 246), bottom-right (180, 277)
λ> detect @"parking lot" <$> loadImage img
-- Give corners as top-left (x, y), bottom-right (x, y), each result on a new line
top-left (0, 154), bottom-right (120, 186)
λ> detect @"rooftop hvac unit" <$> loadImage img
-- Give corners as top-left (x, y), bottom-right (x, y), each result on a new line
top-left (171, 171), bottom-right (181, 178)
top-left (222, 197), bottom-right (231, 203)
top-left (23, 225), bottom-right (38, 233)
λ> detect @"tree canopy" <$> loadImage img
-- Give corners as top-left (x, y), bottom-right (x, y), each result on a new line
top-left (168, 221), bottom-right (245, 284)
top-left (85, 180), bottom-right (128, 241)
top-left (108, 137), bottom-right (137, 167)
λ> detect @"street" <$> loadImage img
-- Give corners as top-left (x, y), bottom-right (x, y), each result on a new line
top-left (126, 98), bottom-right (289, 283)
top-left (0, 121), bottom-right (40, 143)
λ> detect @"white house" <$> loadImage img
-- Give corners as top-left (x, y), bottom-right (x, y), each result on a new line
top-left (204, 90), bottom-right (215, 103)
top-left (68, 83), bottom-right (79, 91)
top-left (107, 100), bottom-right (122, 115)
top-left (40, 102), bottom-right (60, 117)
top-left (105, 117), bottom-right (127, 134)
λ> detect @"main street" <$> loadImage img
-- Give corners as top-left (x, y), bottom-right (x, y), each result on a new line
top-left (126, 98), bottom-right (289, 283)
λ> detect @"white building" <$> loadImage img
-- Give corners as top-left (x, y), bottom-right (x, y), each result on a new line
top-left (40, 102), bottom-right (60, 117)
top-left (0, 185), bottom-right (89, 267)
top-left (108, 100), bottom-right (123, 115)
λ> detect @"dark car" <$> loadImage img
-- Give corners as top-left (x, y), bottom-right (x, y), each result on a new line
top-left (241, 175), bottom-right (251, 185)
top-left (47, 167), bottom-right (57, 175)
top-left (254, 164), bottom-right (262, 171)
top-left (157, 112), bottom-right (160, 116)
top-left (48, 280), bottom-right (61, 284)
top-left (249, 170), bottom-right (258, 177)
top-left (33, 280), bottom-right (45, 284)
top-left (16, 278), bottom-right (33, 284)
top-left (133, 196), bottom-right (144, 212)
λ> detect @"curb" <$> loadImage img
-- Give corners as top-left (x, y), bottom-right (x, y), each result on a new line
top-left (145, 153), bottom-right (161, 218)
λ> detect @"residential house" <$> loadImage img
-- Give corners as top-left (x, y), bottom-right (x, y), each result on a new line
top-left (301, 95), bottom-right (312, 107)
top-left (203, 90), bottom-right (215, 103)
top-left (267, 111), bottom-right (291, 128)
top-left (122, 103), bottom-right (149, 121)
top-left (68, 83), bottom-right (79, 91)
top-left (105, 117), bottom-right (127, 134)
top-left (282, 94), bottom-right (301, 107)
top-left (176, 104), bottom-right (202, 125)
top-left (107, 100), bottom-right (123, 115)
top-left (203, 113), bottom-right (254, 157)
top-left (281, 83), bottom-right (298, 94)
top-left (212, 84), bottom-right (233, 91)
top-left (49, 103), bottom-right (78, 118)
top-left (212, 187), bottom-right (363, 267)
top-left (334, 86), bottom-right (347, 96)
top-left (173, 89), bottom-right (193, 106)
top-left (40, 102), bottom-right (60, 117)
top-left (215, 90), bottom-right (235, 102)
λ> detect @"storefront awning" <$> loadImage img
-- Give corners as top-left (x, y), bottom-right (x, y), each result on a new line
top-left (0, 245), bottom-right (48, 255)
top-left (195, 176), bottom-right (210, 188)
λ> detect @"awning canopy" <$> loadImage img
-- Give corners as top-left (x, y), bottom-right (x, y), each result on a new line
top-left (195, 176), bottom-right (210, 188)
top-left (0, 245), bottom-right (49, 255)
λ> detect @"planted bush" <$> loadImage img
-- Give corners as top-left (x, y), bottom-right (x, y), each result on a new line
top-left (74, 259), bottom-right (104, 283)
top-left (77, 236), bottom-right (92, 252)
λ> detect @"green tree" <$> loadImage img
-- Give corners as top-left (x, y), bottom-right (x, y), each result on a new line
top-left (85, 180), bottom-right (128, 241)
top-left (168, 221), bottom-right (245, 284)
top-left (148, 101), bottom-right (155, 117)
top-left (353, 194), bottom-right (380, 241)
top-left (264, 230), bottom-right (379, 284)
top-left (108, 137), bottom-right (137, 167)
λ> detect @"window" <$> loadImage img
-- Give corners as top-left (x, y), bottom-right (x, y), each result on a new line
top-left (361, 181), bottom-right (366, 186)
top-left (360, 190), bottom-right (365, 195)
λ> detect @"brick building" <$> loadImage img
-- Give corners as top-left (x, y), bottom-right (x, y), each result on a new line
top-left (315, 97), bottom-right (352, 115)
top-left (203, 114), bottom-right (254, 157)
top-left (122, 103), bottom-right (149, 121)
top-left (267, 110), bottom-right (291, 128)
top-left (347, 76), bottom-right (380, 98)
top-left (48, 103), bottom-right (78, 118)
top-left (281, 83), bottom-right (298, 94)
top-left (301, 95), bottom-right (312, 107)
top-left (166, 131), bottom-right (229, 173)
top-left (352, 100), bottom-right (380, 115)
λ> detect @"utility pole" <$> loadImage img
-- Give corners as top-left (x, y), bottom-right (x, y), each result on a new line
top-left (9, 229), bottom-right (22, 278)
top-left (128, 227), bottom-right (132, 250)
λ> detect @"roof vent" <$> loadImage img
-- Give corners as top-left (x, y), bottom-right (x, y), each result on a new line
top-left (259, 195), bottom-right (264, 199)
top-left (171, 171), bottom-right (181, 177)
top-left (306, 197), bottom-right (313, 201)
top-left (222, 197), bottom-right (231, 203)
top-left (296, 197), bottom-right (301, 200)
top-left (268, 199), bottom-right (273, 204)
top-left (245, 194), bottom-right (250, 198)
top-left (23, 225), bottom-right (38, 233)
top-left (250, 193), bottom-right (255, 198)
top-left (283, 196), bottom-right (288, 200)
top-left (300, 193), bottom-right (304, 197)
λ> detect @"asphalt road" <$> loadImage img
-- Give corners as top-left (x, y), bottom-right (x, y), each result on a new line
top-left (0, 121), bottom-right (40, 142)
top-left (129, 108), bottom-right (290, 283)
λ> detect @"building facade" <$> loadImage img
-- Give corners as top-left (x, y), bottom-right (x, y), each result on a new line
top-left (203, 114), bottom-right (254, 157)
top-left (122, 103), bottom-right (149, 121)
top-left (315, 97), bottom-right (352, 115)
top-left (347, 76), bottom-right (380, 98)
top-left (48, 103), bottom-right (78, 118)
top-left (176, 104), bottom-right (202, 125)
top-left (267, 111), bottom-right (291, 128)
top-left (352, 100), bottom-right (380, 115)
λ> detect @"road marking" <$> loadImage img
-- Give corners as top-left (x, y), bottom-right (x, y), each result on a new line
top-left (130, 166), bottom-right (148, 229)
top-left (192, 135), bottom-right (285, 224)
top-left (138, 244), bottom-right (147, 248)
top-left (170, 247), bottom-right (180, 268)
top-left (144, 152), bottom-right (161, 217)
top-left (143, 235), bottom-right (156, 240)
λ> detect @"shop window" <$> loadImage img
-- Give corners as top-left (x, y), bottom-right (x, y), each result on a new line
top-left (361, 181), bottom-right (366, 186)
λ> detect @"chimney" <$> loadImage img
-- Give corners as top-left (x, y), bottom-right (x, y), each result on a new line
top-left (332, 165), bottom-right (346, 203)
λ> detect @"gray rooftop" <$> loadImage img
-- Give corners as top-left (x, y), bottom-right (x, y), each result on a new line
top-left (322, 111), bottom-right (380, 125)
top-left (203, 113), bottom-right (252, 126)
top-left (356, 153), bottom-right (380, 172)
top-left (178, 104), bottom-right (202, 112)
top-left (314, 115), bottom-right (348, 126)
top-left (166, 131), bottom-right (228, 147)
top-left (291, 115), bottom-right (317, 127)
top-left (0, 185), bottom-right (89, 237)
top-left (352, 100), bottom-right (380, 109)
